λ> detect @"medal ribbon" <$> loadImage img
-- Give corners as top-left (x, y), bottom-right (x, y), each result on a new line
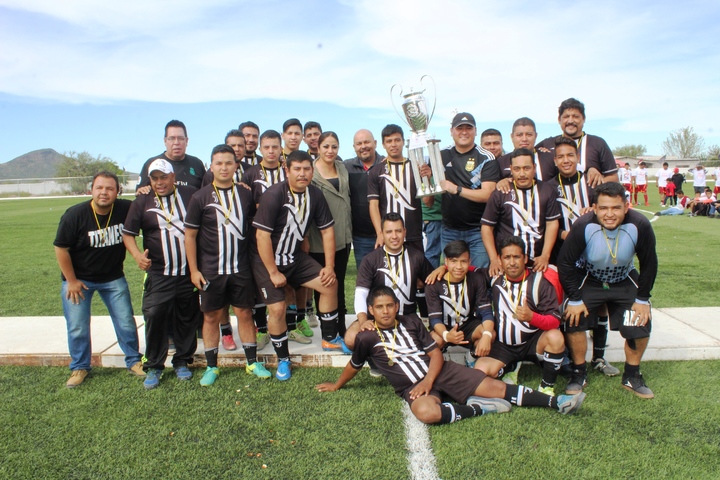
top-left (212, 181), bottom-right (236, 223)
top-left (602, 227), bottom-right (620, 264)
top-left (374, 320), bottom-right (398, 366)
top-left (446, 277), bottom-right (467, 325)
top-left (91, 201), bottom-right (114, 243)
top-left (384, 247), bottom-right (405, 288)
top-left (512, 181), bottom-right (536, 225)
top-left (504, 270), bottom-right (527, 319)
top-left (154, 187), bottom-right (176, 225)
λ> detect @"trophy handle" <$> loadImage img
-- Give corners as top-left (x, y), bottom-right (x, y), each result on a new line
top-left (419, 75), bottom-right (437, 125)
top-left (390, 84), bottom-right (408, 126)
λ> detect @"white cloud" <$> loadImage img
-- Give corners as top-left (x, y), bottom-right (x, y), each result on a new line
top-left (0, 0), bottom-right (718, 138)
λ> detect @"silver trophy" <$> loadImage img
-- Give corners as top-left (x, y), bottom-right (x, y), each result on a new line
top-left (391, 75), bottom-right (446, 197)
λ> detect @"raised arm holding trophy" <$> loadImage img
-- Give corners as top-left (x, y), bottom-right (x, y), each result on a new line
top-left (391, 76), bottom-right (446, 197)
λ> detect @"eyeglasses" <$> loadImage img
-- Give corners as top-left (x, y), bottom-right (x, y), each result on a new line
top-left (166, 136), bottom-right (187, 143)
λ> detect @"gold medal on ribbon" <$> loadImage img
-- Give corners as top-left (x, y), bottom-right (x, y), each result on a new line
top-left (388, 359), bottom-right (394, 367)
top-left (612, 258), bottom-right (618, 265)
top-left (465, 158), bottom-right (475, 171)
top-left (224, 218), bottom-right (230, 225)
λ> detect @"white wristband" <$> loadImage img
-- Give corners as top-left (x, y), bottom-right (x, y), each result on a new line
top-left (442, 330), bottom-right (449, 342)
top-left (482, 330), bottom-right (493, 338)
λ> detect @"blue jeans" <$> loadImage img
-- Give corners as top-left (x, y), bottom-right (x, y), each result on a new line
top-left (423, 220), bottom-right (443, 268)
top-left (61, 277), bottom-right (142, 371)
top-left (352, 235), bottom-right (376, 269)
top-left (658, 206), bottom-right (684, 216)
top-left (441, 227), bottom-right (489, 268)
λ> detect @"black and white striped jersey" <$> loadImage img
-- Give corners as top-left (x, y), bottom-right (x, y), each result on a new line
top-left (482, 181), bottom-right (561, 260)
top-left (184, 183), bottom-right (256, 275)
top-left (123, 185), bottom-right (196, 276)
top-left (367, 159), bottom-right (423, 242)
top-left (425, 271), bottom-right (492, 329)
top-left (201, 162), bottom-right (251, 188)
top-left (482, 269), bottom-right (560, 346)
top-left (546, 172), bottom-right (595, 263)
top-left (252, 182), bottom-right (334, 266)
top-left (355, 245), bottom-right (433, 315)
top-left (351, 314), bottom-right (437, 396)
top-left (241, 164), bottom-right (287, 205)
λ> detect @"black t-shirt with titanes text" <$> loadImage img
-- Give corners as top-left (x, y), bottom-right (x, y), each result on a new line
top-left (184, 183), bottom-right (255, 275)
top-left (252, 182), bottom-right (334, 267)
top-left (54, 199), bottom-right (131, 283)
top-left (123, 186), bottom-right (196, 276)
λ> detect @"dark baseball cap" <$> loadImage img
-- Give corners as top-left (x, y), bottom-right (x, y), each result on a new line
top-left (452, 112), bottom-right (476, 128)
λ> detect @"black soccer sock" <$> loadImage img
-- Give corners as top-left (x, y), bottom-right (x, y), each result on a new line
top-left (220, 323), bottom-right (233, 337)
top-left (416, 289), bottom-right (428, 318)
top-left (242, 343), bottom-right (257, 365)
top-left (504, 384), bottom-right (558, 409)
top-left (205, 348), bottom-right (219, 368)
top-left (571, 362), bottom-right (587, 376)
top-left (319, 309), bottom-right (339, 341)
top-left (541, 351), bottom-right (564, 388)
top-left (497, 362), bottom-right (517, 378)
top-left (296, 307), bottom-right (306, 325)
top-left (253, 305), bottom-right (268, 333)
top-left (338, 310), bottom-right (347, 337)
top-left (592, 316), bottom-right (609, 361)
top-left (437, 402), bottom-right (482, 424)
top-left (286, 305), bottom-right (298, 331)
top-left (624, 363), bottom-right (640, 378)
top-left (270, 332), bottom-right (290, 360)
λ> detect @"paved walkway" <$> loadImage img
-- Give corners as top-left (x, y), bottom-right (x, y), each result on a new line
top-left (1, 308), bottom-right (719, 369)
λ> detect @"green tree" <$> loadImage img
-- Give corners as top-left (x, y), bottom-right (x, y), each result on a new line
top-left (612, 144), bottom-right (647, 157)
top-left (55, 151), bottom-right (122, 194)
top-left (662, 127), bottom-right (705, 158)
top-left (706, 144), bottom-right (720, 161)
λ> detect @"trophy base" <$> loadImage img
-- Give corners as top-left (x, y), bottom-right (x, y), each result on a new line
top-left (416, 186), bottom-right (446, 198)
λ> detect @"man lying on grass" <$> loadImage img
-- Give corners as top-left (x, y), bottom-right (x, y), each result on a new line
top-left (316, 286), bottom-right (585, 425)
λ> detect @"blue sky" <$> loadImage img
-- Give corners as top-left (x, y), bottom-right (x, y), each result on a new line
top-left (1, 0), bottom-right (719, 173)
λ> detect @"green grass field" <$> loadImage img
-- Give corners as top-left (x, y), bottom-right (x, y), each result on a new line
top-left (1, 191), bottom-right (720, 479)
top-left (1, 189), bottom-right (718, 316)
top-left (1, 362), bottom-right (719, 479)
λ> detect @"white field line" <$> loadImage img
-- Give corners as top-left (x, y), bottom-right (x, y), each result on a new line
top-left (402, 402), bottom-right (439, 480)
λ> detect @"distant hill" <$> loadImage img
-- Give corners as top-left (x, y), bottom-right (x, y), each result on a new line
top-left (0, 149), bottom-right (65, 179)
top-left (0, 149), bottom-right (137, 180)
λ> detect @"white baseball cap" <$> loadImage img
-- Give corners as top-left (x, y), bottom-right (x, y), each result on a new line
top-left (148, 159), bottom-right (174, 174)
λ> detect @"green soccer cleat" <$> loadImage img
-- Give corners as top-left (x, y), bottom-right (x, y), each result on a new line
top-left (200, 367), bottom-right (220, 386)
top-left (246, 361), bottom-right (271, 379)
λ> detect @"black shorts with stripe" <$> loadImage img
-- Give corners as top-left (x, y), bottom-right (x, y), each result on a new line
top-left (487, 331), bottom-right (542, 367)
top-left (401, 361), bottom-right (486, 405)
top-left (199, 270), bottom-right (255, 312)
top-left (562, 271), bottom-right (651, 340)
top-left (252, 251), bottom-right (322, 305)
